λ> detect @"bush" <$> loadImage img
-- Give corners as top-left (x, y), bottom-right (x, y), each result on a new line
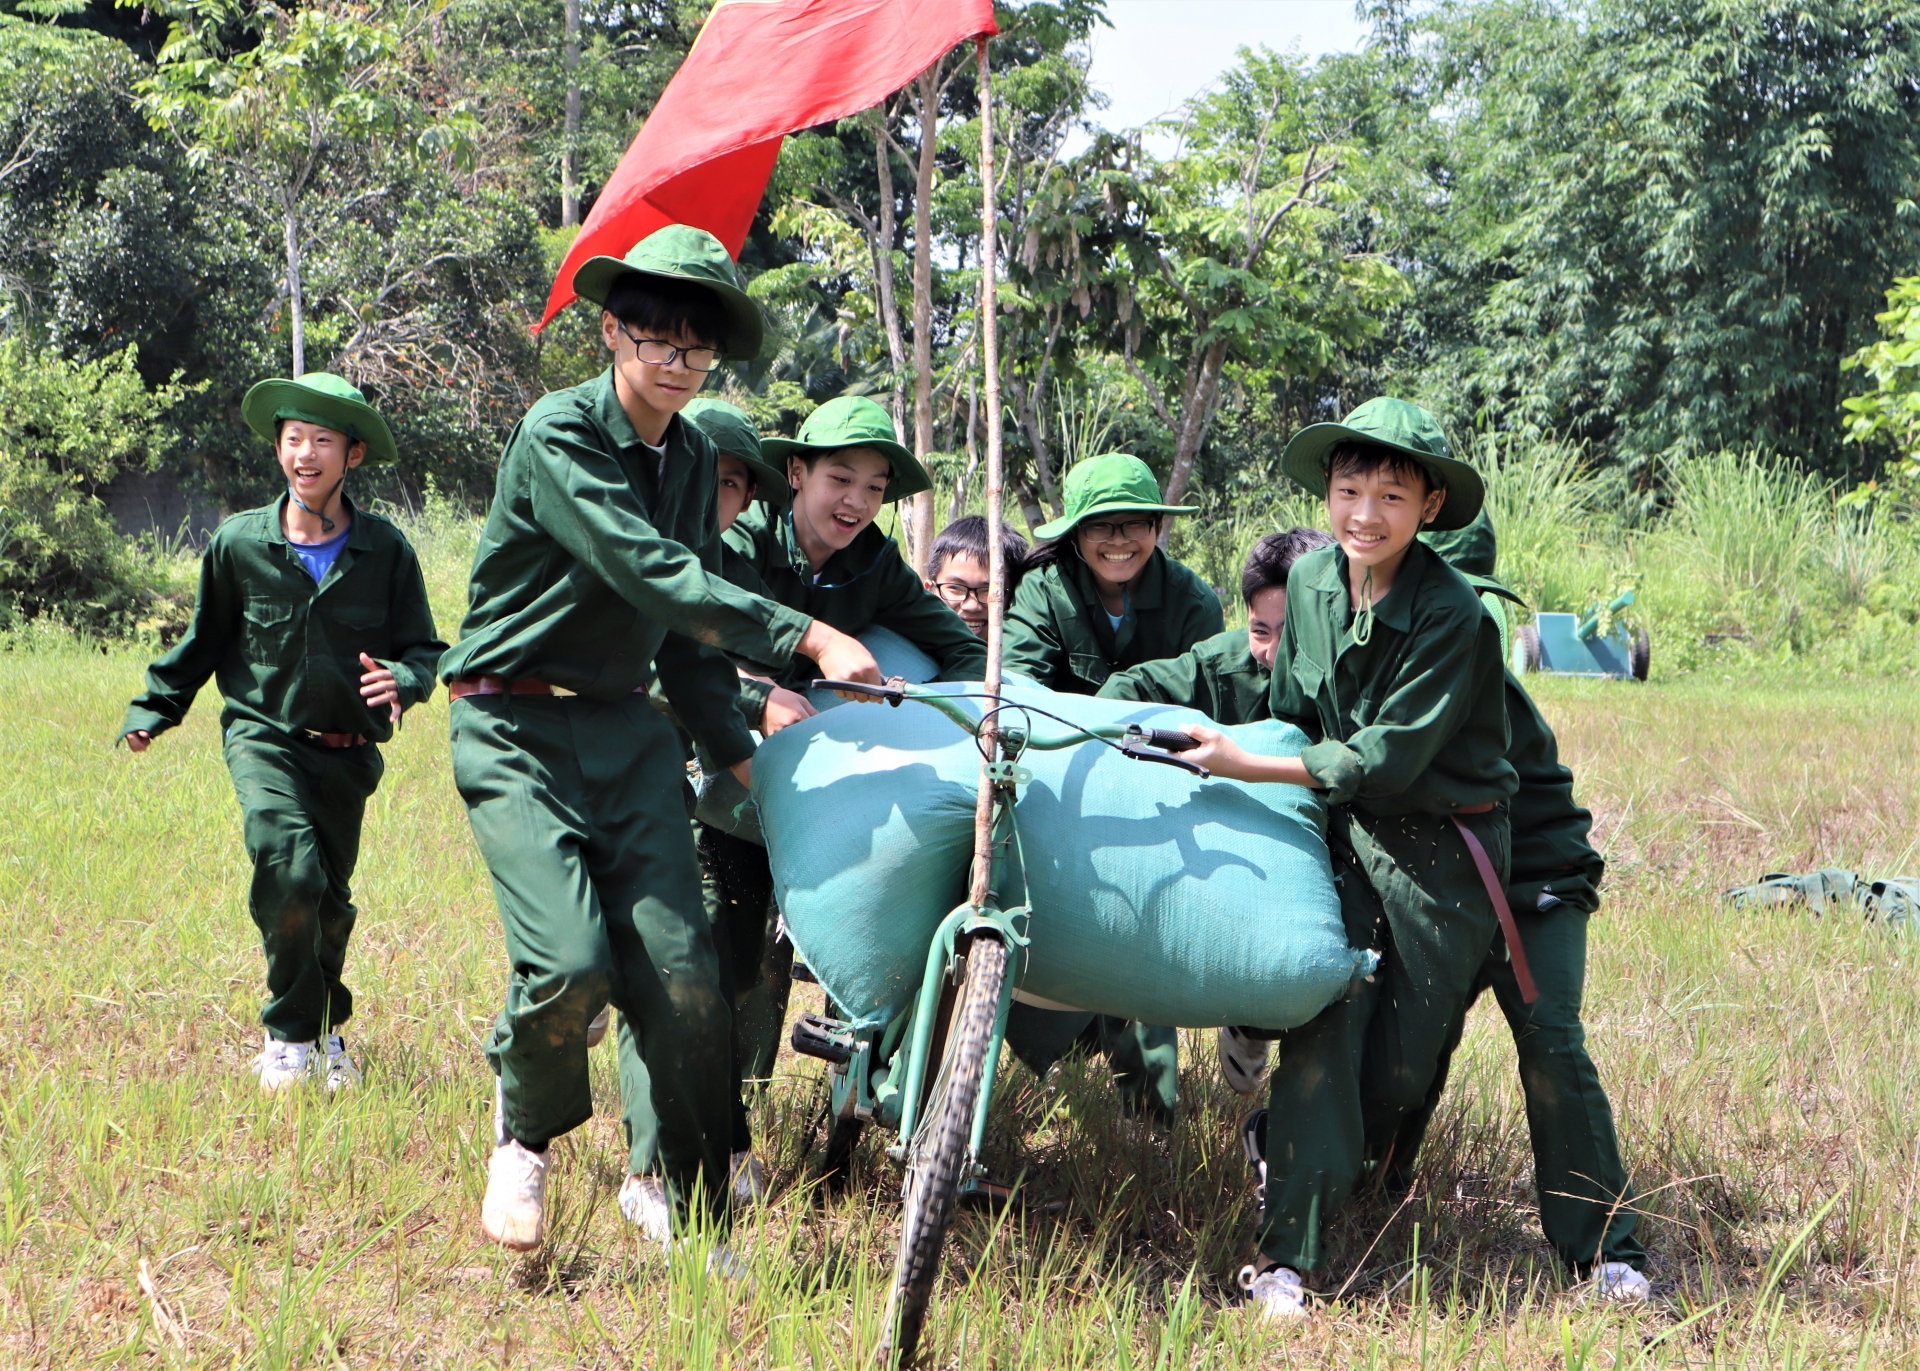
top-left (0, 341), bottom-right (192, 632)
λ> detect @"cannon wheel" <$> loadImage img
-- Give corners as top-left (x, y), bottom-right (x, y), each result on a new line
top-left (882, 935), bottom-right (1008, 1366)
top-left (1630, 626), bottom-right (1650, 681)
top-left (1514, 622), bottom-right (1542, 674)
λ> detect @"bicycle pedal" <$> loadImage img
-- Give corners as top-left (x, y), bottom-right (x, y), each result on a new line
top-left (791, 960), bottom-right (819, 984)
top-left (791, 1012), bottom-right (855, 1065)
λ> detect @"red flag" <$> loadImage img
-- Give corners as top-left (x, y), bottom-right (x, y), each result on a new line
top-left (538, 0), bottom-right (998, 332)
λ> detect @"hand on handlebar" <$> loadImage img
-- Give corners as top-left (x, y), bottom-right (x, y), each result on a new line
top-left (1177, 724), bottom-right (1253, 779)
top-left (798, 621), bottom-right (882, 699)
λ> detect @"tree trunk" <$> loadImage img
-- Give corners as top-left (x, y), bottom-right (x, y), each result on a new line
top-left (868, 116), bottom-right (913, 557)
top-left (284, 190), bottom-right (305, 378)
top-left (905, 66), bottom-right (940, 574)
top-left (1164, 338), bottom-right (1227, 506)
top-left (561, 0), bottom-right (582, 226)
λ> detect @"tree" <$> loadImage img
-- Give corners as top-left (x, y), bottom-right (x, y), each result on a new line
top-left (1841, 276), bottom-right (1920, 468)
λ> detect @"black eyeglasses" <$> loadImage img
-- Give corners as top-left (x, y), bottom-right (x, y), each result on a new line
top-left (933, 580), bottom-right (989, 608)
top-left (617, 324), bottom-right (724, 373)
top-left (1077, 517), bottom-right (1158, 542)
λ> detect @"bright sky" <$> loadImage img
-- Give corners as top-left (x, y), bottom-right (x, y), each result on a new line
top-left (1083, 0), bottom-right (1369, 134)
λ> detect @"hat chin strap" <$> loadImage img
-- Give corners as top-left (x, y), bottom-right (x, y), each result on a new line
top-left (293, 477), bottom-right (346, 535)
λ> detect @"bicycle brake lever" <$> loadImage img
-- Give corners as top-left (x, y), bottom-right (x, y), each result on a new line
top-left (815, 678), bottom-right (908, 705)
top-left (1118, 739), bottom-right (1211, 778)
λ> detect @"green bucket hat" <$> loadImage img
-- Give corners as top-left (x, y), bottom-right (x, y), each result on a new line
top-left (1280, 397), bottom-right (1483, 532)
top-left (1033, 452), bottom-right (1195, 541)
top-left (761, 395), bottom-right (929, 503)
top-left (242, 373), bottom-right (397, 465)
top-left (572, 224), bottom-right (764, 362)
top-left (683, 398), bottom-right (787, 509)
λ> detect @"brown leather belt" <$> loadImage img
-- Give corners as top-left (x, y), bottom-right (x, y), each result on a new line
top-left (449, 675), bottom-right (557, 700)
top-left (300, 729), bottom-right (367, 748)
top-left (1455, 802), bottom-right (1496, 814)
top-left (1451, 813), bottom-right (1537, 1003)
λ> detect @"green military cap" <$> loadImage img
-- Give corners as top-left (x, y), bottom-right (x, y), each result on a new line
top-left (241, 373), bottom-right (398, 464)
top-left (683, 398), bottom-right (787, 509)
top-left (1421, 508), bottom-right (1498, 578)
top-left (761, 395), bottom-right (930, 503)
top-left (1033, 451), bottom-right (1195, 540)
top-left (1281, 397), bottom-right (1484, 532)
top-left (572, 224), bottom-right (764, 362)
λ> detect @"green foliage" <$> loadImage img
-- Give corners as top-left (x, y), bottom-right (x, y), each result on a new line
top-left (0, 340), bottom-right (190, 629)
top-left (1841, 275), bottom-right (1920, 467)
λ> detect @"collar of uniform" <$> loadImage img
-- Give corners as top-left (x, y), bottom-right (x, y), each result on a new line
top-left (1306, 541), bottom-right (1427, 635)
top-left (775, 506), bottom-right (890, 584)
top-left (589, 366), bottom-right (688, 457)
top-left (1063, 544), bottom-right (1169, 614)
top-left (257, 493), bottom-right (372, 549)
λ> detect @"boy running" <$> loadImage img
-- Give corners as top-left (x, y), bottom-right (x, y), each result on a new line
top-left (442, 226), bottom-right (878, 1255)
top-left (120, 373), bottom-right (445, 1092)
top-left (1178, 398), bottom-right (1517, 1318)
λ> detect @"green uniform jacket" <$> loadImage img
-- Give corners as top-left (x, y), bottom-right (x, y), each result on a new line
top-left (1272, 540), bottom-right (1515, 815)
top-left (1504, 672), bottom-right (1604, 913)
top-left (440, 371), bottom-right (811, 771)
top-left (121, 496), bottom-right (444, 744)
top-left (721, 503), bottom-right (985, 693)
top-left (1095, 628), bottom-right (1269, 725)
top-left (1003, 549), bottom-right (1224, 693)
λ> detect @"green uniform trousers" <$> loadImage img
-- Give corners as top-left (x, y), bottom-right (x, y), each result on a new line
top-left (222, 718), bottom-right (383, 1043)
top-left (451, 693), bottom-right (732, 1230)
top-left (1374, 903), bottom-right (1644, 1272)
top-left (1259, 806), bottom-right (1506, 1272)
top-left (619, 825), bottom-right (780, 1175)
top-left (1002, 1007), bottom-right (1180, 1123)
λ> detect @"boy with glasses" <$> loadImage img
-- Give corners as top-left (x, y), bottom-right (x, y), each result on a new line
top-left (924, 513), bottom-right (1031, 637)
top-left (443, 226), bottom-right (881, 1257)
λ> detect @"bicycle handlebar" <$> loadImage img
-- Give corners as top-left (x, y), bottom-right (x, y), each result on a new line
top-left (811, 680), bottom-right (1211, 778)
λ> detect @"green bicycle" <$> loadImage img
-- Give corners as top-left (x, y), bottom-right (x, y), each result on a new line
top-left (794, 679), bottom-right (1207, 1363)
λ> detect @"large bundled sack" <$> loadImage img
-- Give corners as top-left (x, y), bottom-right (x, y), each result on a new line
top-left (752, 681), bottom-right (1368, 1031)
top-left (695, 624), bottom-right (940, 841)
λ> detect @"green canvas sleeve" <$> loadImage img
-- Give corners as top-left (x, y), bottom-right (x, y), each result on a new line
top-left (1000, 569), bottom-right (1063, 687)
top-left (120, 537), bottom-right (239, 741)
top-left (654, 630), bottom-right (756, 770)
top-left (376, 536), bottom-right (448, 711)
top-left (524, 414), bottom-right (811, 667)
top-left (1097, 650), bottom-right (1204, 707)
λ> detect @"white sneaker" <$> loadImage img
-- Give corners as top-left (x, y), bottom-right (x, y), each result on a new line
top-left (321, 1035), bottom-right (361, 1091)
top-left (619, 1173), bottom-right (672, 1244)
top-left (251, 1036), bottom-right (314, 1093)
top-left (1240, 1263), bottom-right (1309, 1320)
top-left (586, 1005), bottom-right (612, 1049)
top-left (481, 1140), bottom-right (548, 1252)
top-left (730, 1151), bottom-right (768, 1205)
top-left (1217, 1026), bottom-right (1271, 1096)
top-left (1596, 1262), bottom-right (1650, 1302)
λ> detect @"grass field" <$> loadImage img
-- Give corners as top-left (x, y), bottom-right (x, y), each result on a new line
top-left (7, 627), bottom-right (1920, 1367)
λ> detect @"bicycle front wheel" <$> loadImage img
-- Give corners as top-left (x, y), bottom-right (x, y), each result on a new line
top-left (882, 934), bottom-right (1008, 1365)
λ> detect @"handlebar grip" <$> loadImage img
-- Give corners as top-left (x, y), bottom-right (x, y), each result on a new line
top-left (1119, 740), bottom-right (1211, 778)
top-left (1143, 727), bottom-right (1202, 753)
top-left (814, 678), bottom-right (906, 704)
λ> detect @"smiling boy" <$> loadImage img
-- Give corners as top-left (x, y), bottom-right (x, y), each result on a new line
top-left (1178, 398), bottom-right (1516, 1318)
top-left (441, 226), bottom-right (880, 1258)
top-left (924, 514), bottom-right (1032, 637)
top-left (121, 373), bottom-right (445, 1093)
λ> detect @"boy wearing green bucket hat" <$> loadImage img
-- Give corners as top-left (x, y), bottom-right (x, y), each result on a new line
top-left (443, 225), bottom-right (882, 1257)
top-left (1176, 397), bottom-right (1518, 1318)
top-left (120, 373), bottom-right (446, 1094)
top-left (1000, 451), bottom-right (1224, 1125)
top-left (604, 393), bottom-right (818, 1234)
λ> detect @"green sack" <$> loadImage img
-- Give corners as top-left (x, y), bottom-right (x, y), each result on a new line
top-left (1724, 868), bottom-right (1862, 910)
top-left (752, 681), bottom-right (1369, 1030)
top-left (694, 624), bottom-right (942, 843)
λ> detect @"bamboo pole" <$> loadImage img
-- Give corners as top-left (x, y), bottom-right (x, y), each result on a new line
top-left (968, 33), bottom-right (1003, 910)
